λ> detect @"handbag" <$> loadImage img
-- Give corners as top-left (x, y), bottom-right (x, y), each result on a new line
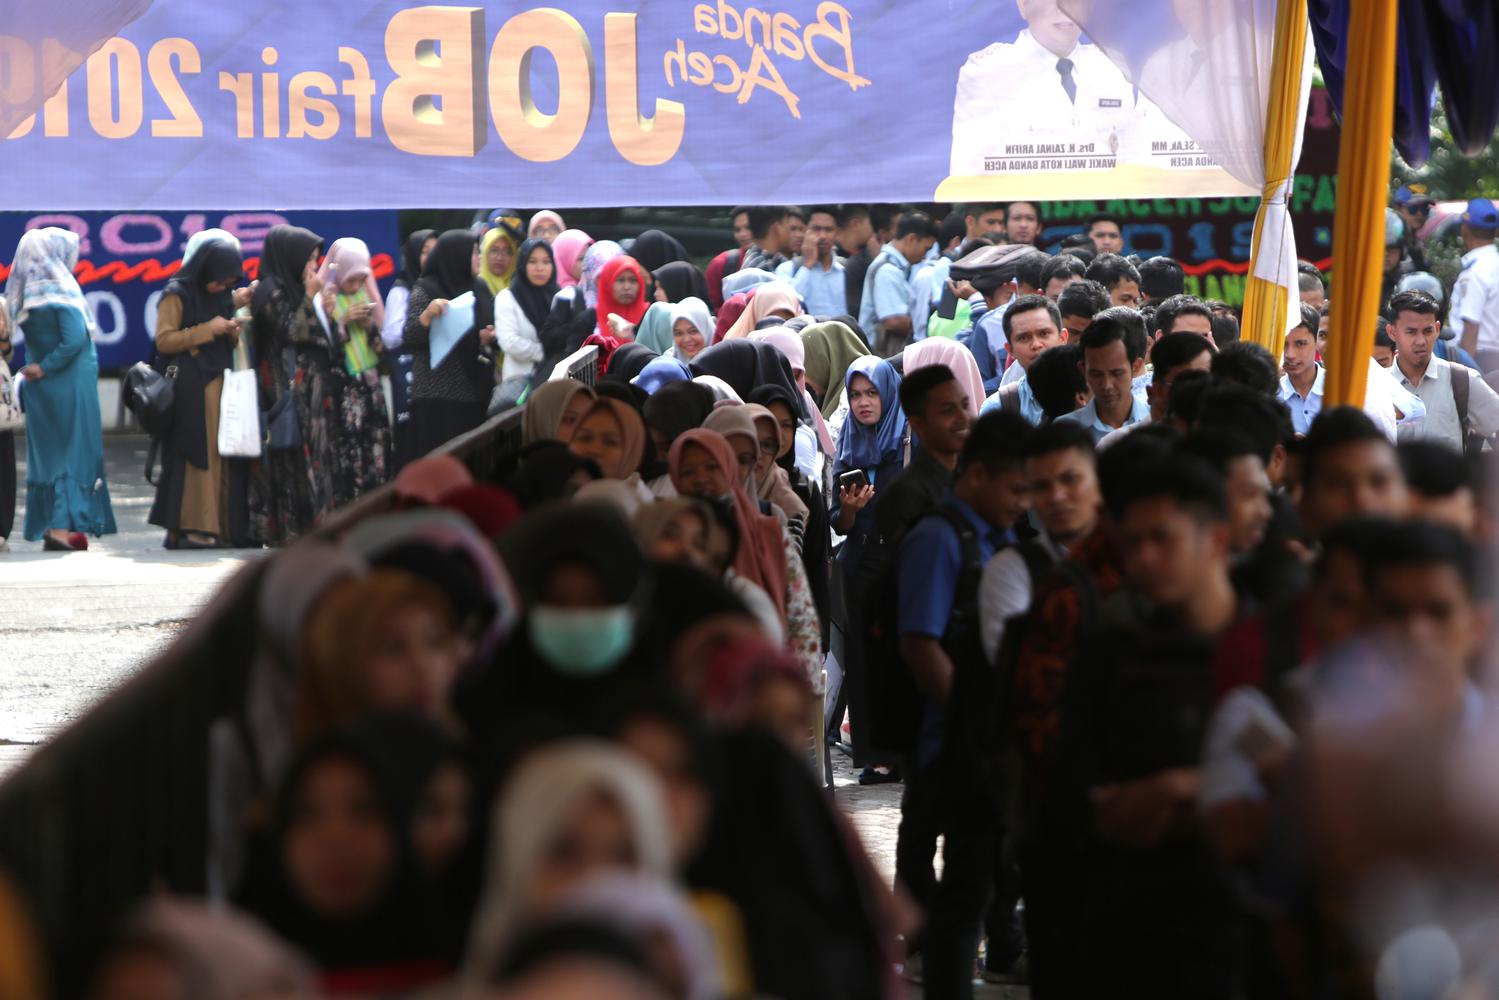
top-left (0, 358), bottom-right (22, 433)
top-left (262, 348), bottom-right (303, 452)
top-left (218, 368), bottom-right (262, 458)
top-left (123, 359), bottom-right (177, 438)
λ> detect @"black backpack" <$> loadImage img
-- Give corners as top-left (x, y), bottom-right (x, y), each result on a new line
top-left (863, 506), bottom-right (985, 755)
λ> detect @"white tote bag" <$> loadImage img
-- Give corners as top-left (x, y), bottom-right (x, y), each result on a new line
top-left (217, 367), bottom-right (262, 458)
top-left (0, 359), bottom-right (23, 433)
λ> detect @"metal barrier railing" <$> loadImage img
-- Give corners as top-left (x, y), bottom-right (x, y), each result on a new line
top-left (0, 348), bottom-right (598, 998)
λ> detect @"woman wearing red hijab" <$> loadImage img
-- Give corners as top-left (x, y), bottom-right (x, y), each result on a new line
top-left (593, 255), bottom-right (651, 340)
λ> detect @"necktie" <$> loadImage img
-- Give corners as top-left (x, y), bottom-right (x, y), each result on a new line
top-left (1056, 57), bottom-right (1077, 105)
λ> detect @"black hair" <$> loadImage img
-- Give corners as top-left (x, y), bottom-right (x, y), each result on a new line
top-left (1086, 213), bottom-right (1124, 234)
top-left (1197, 383), bottom-right (1294, 464)
top-left (1366, 520), bottom-right (1479, 597)
top-left (1302, 406), bottom-right (1394, 490)
top-left (1040, 254), bottom-right (1088, 290)
top-left (1084, 252), bottom-right (1142, 292)
top-left (957, 409), bottom-right (1032, 476)
top-left (1153, 294), bottom-right (1214, 336)
top-left (805, 205), bottom-right (838, 224)
top-left (1294, 302), bottom-right (1322, 333)
top-left (1022, 419), bottom-right (1096, 463)
top-left (899, 363), bottom-right (957, 420)
top-left (1211, 341), bottom-right (1281, 397)
top-left (783, 205), bottom-right (807, 222)
top-left (1181, 427), bottom-right (1262, 477)
top-left (494, 918), bottom-right (654, 985)
top-left (869, 205), bottom-right (900, 234)
top-left (1026, 344), bottom-right (1088, 422)
top-left (837, 204), bottom-right (870, 226)
top-left (1316, 516), bottom-right (1400, 583)
top-left (749, 206), bottom-right (791, 239)
top-left (1060, 243), bottom-right (1097, 265)
top-left (1374, 326), bottom-right (1396, 351)
top-left (1151, 331), bottom-right (1215, 383)
top-left (1211, 314), bottom-right (1241, 348)
top-left (1387, 289), bottom-right (1441, 319)
top-left (1097, 424), bottom-right (1183, 518)
top-left (1136, 256), bottom-right (1186, 300)
top-left (1059, 233), bottom-right (1092, 250)
top-left (1297, 269), bottom-right (1325, 294)
top-left (938, 212), bottom-right (968, 250)
top-left (1057, 278), bottom-right (1111, 321)
top-left (730, 205), bottom-right (751, 222)
top-left (1166, 370), bottom-right (1216, 425)
top-left (1015, 250), bottom-right (1051, 291)
top-left (962, 202), bottom-right (1006, 220)
top-left (1120, 451), bottom-right (1229, 523)
top-left (896, 211), bottom-right (939, 241)
top-left (1080, 307), bottom-right (1148, 363)
top-left (956, 236), bottom-right (995, 259)
top-left (1001, 294), bottom-right (1063, 342)
top-left (1399, 439), bottom-right (1469, 498)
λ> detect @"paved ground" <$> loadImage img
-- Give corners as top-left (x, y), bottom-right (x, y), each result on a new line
top-left (0, 433), bottom-right (256, 776)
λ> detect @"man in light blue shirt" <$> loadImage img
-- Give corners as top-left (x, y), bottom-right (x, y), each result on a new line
top-left (775, 206), bottom-right (847, 317)
top-left (1278, 316), bottom-right (1323, 436)
top-left (1056, 307), bottom-right (1150, 443)
top-left (861, 211), bottom-right (938, 356)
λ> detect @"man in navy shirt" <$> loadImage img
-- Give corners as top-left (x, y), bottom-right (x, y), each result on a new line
top-left (896, 410), bottom-right (1034, 998)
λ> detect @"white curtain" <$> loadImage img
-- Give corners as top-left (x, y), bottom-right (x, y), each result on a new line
top-left (0, 1), bottom-right (153, 136)
top-left (1059, 0), bottom-right (1314, 329)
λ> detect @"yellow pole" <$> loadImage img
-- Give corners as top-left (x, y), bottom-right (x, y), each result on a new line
top-left (1242, 0), bottom-right (1310, 359)
top-left (1324, 1), bottom-right (1399, 407)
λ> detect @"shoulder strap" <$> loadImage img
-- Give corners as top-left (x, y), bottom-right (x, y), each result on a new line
top-left (1453, 363), bottom-right (1470, 431)
top-left (1016, 538), bottom-right (1057, 587)
top-left (724, 248), bottom-right (742, 277)
top-left (1000, 381), bottom-right (1023, 415)
top-left (933, 506), bottom-right (985, 612)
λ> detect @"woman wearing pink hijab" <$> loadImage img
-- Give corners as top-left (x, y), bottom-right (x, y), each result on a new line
top-left (527, 210), bottom-right (565, 243)
top-left (316, 237), bottom-right (393, 503)
top-left (901, 337), bottom-right (985, 417)
top-left (750, 327), bottom-right (834, 456)
top-left (722, 281), bottom-right (803, 340)
top-left (550, 229), bottom-right (594, 290)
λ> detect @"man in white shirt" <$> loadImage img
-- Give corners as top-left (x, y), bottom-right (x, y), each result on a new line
top-left (979, 421), bottom-right (1101, 663)
top-left (950, 0), bottom-right (1134, 176)
top-left (1388, 290), bottom-right (1499, 453)
top-left (1449, 198), bottom-right (1499, 372)
top-left (775, 206), bottom-right (846, 317)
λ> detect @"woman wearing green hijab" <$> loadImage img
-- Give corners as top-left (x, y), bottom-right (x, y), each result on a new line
top-left (799, 321), bottom-right (868, 421)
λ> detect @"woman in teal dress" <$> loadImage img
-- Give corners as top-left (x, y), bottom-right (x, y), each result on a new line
top-left (4, 227), bottom-right (116, 550)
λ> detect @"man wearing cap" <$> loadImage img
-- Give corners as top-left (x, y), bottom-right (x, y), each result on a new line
top-left (1451, 197), bottom-right (1499, 373)
top-left (1394, 184), bottom-right (1435, 244)
top-left (954, 244), bottom-right (1040, 393)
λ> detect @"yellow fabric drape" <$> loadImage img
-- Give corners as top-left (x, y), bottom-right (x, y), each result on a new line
top-left (1324, 1), bottom-right (1399, 407)
top-left (1242, 0), bottom-right (1310, 358)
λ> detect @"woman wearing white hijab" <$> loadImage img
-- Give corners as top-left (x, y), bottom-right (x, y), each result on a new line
top-left (4, 227), bottom-right (116, 549)
top-left (462, 741), bottom-right (673, 988)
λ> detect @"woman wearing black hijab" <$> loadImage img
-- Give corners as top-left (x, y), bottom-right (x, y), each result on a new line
top-left (149, 237), bottom-right (248, 548)
top-left (749, 383), bottom-right (831, 631)
top-left (629, 229), bottom-right (691, 274)
top-left (641, 381), bottom-right (715, 456)
top-left (248, 225), bottom-right (342, 545)
top-left (601, 342), bottom-right (656, 385)
top-left (652, 260), bottom-right (709, 305)
top-left (494, 237), bottom-right (559, 384)
top-left (690, 340), bottom-right (806, 419)
top-left (384, 229), bottom-right (436, 463)
top-left (401, 230), bottom-right (498, 465)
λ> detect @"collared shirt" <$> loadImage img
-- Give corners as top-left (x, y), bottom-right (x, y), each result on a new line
top-left (999, 358), bottom-right (1026, 387)
top-left (969, 308), bottom-right (1009, 394)
top-left (898, 494), bottom-right (1011, 639)
top-left (1055, 393), bottom-right (1151, 444)
top-left (1394, 355), bottom-right (1499, 451)
top-left (742, 244), bottom-right (787, 273)
top-left (1451, 243), bottom-right (1499, 351)
top-left (981, 376), bottom-right (1046, 426)
top-left (950, 30), bottom-right (1134, 176)
top-left (1279, 366), bottom-right (1325, 437)
top-left (979, 533), bottom-right (1065, 664)
top-left (776, 256), bottom-right (848, 318)
top-left (859, 243), bottom-right (914, 332)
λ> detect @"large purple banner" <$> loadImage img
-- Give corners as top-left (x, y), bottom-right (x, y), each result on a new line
top-left (0, 1), bottom-right (1256, 209)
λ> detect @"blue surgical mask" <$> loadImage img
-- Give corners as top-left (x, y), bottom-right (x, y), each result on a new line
top-left (529, 605), bottom-right (635, 676)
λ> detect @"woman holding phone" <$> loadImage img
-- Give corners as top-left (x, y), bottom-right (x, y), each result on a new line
top-left (149, 234), bottom-right (252, 548)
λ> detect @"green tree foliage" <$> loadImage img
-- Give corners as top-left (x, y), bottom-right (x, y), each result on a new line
top-left (1390, 99), bottom-right (1499, 201)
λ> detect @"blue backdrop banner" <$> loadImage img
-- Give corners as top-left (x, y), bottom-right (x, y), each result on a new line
top-left (0, 1), bottom-right (1256, 209)
top-left (0, 211), bottom-right (399, 370)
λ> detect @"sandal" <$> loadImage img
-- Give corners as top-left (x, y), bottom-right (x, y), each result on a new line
top-left (43, 532), bottom-right (87, 552)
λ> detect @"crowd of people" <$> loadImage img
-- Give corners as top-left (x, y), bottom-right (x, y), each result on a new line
top-left (3, 194), bottom-right (1499, 999)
